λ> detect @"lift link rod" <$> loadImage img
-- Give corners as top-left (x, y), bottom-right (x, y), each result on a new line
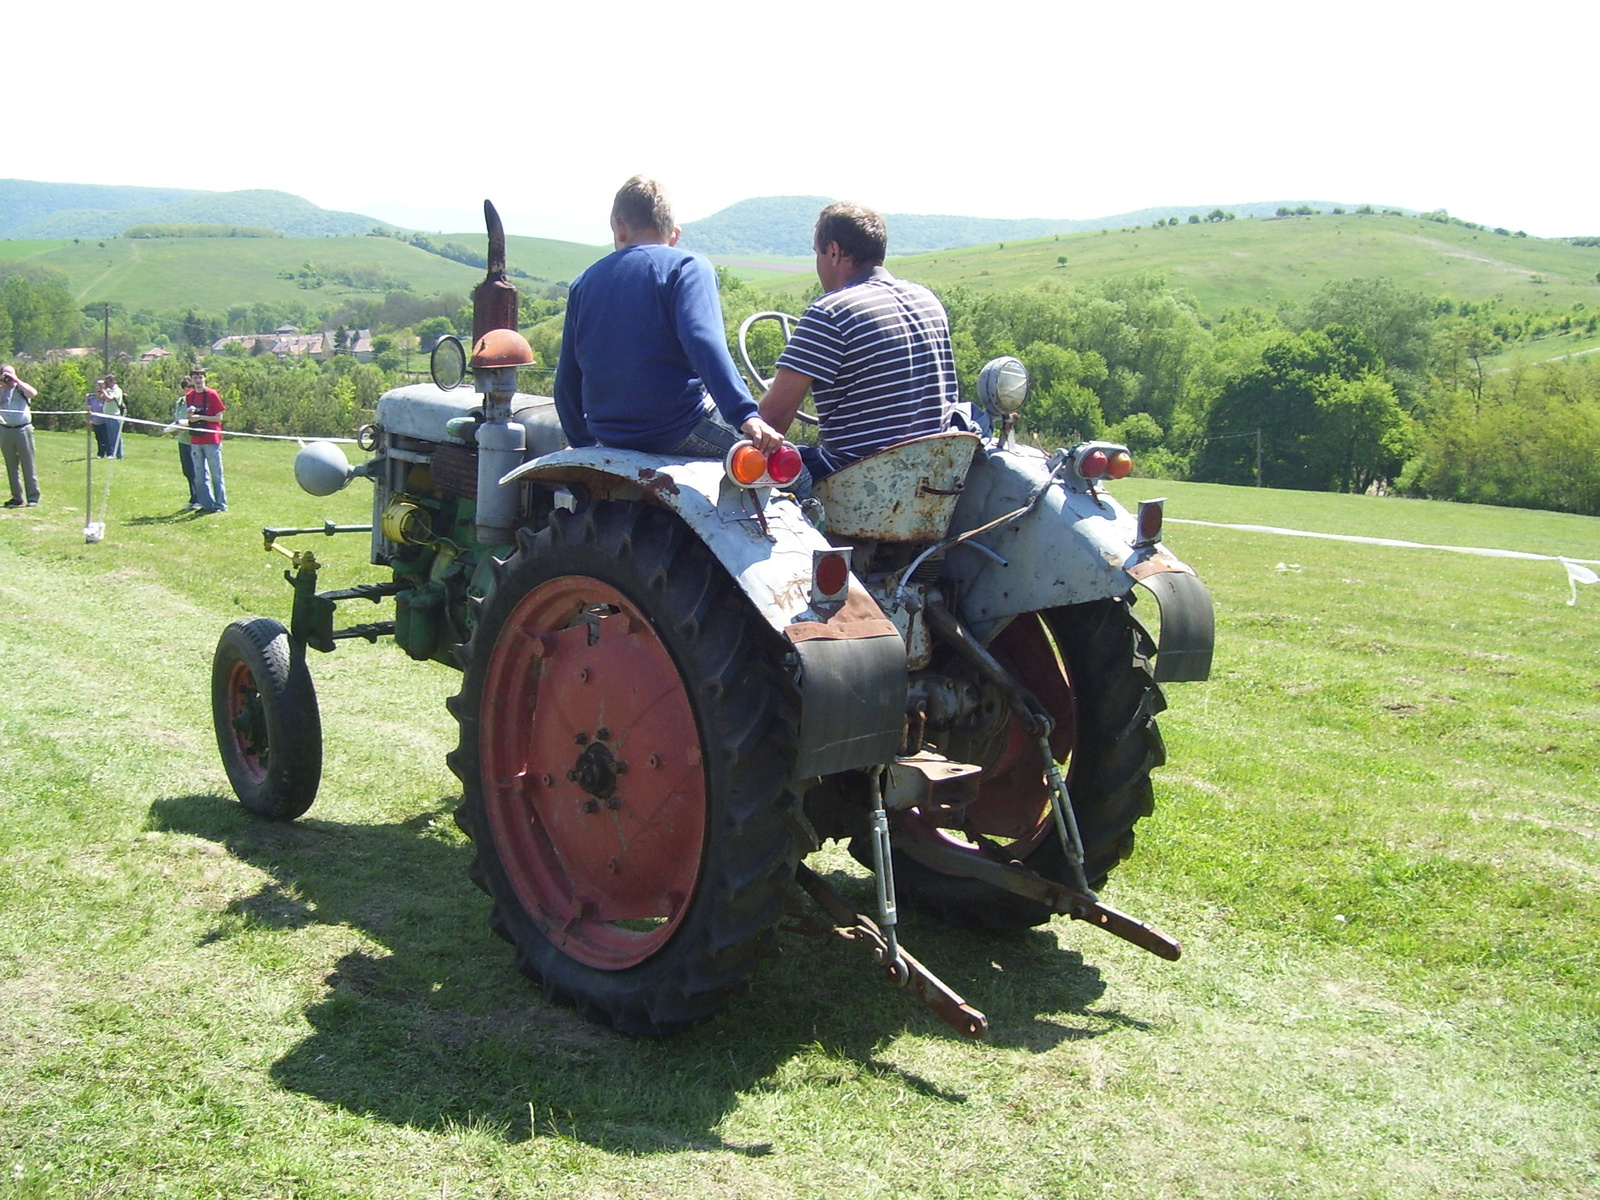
top-left (793, 864), bottom-right (989, 1041)
top-left (891, 835), bottom-right (1182, 962)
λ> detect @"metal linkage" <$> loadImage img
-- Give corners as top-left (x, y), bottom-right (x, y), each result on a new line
top-left (1039, 734), bottom-right (1094, 896)
top-left (793, 864), bottom-right (988, 1041)
top-left (891, 835), bottom-right (1181, 962)
top-left (866, 768), bottom-right (904, 978)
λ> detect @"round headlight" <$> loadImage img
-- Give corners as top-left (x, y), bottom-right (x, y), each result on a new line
top-left (977, 356), bottom-right (1029, 416)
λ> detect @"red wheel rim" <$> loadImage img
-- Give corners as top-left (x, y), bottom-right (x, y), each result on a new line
top-left (909, 612), bottom-right (1076, 862)
top-left (226, 660), bottom-right (268, 785)
top-left (480, 576), bottom-right (706, 970)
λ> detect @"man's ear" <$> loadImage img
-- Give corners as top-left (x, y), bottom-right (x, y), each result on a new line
top-left (667, 225), bottom-right (681, 247)
top-left (610, 215), bottom-right (631, 249)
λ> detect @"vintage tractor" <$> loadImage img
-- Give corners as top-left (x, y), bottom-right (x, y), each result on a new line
top-left (211, 203), bottom-right (1214, 1039)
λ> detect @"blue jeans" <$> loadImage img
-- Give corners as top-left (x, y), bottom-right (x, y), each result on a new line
top-left (178, 442), bottom-right (199, 504)
top-left (194, 442), bottom-right (227, 510)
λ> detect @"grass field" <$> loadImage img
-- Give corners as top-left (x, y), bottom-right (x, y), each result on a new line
top-left (738, 215), bottom-right (1600, 319)
top-left (2, 431), bottom-right (1598, 1198)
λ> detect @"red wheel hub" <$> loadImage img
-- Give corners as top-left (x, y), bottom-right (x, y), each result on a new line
top-left (911, 612), bottom-right (1076, 860)
top-left (225, 660), bottom-right (268, 785)
top-left (480, 577), bottom-right (706, 970)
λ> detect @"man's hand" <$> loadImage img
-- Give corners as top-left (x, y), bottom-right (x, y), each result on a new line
top-left (739, 415), bottom-right (786, 454)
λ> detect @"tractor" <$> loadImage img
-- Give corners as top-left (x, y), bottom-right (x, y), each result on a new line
top-left (210, 202), bottom-right (1214, 1039)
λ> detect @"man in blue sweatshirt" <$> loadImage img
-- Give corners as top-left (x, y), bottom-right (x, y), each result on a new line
top-left (554, 176), bottom-right (784, 456)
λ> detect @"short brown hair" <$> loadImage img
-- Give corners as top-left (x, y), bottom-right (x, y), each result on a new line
top-left (814, 202), bottom-right (887, 265)
top-left (611, 176), bottom-right (675, 240)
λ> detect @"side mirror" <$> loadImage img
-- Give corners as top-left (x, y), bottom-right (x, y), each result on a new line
top-left (431, 335), bottom-right (467, 390)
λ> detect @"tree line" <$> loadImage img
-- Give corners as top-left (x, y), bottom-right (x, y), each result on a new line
top-left (5, 256), bottom-right (1599, 516)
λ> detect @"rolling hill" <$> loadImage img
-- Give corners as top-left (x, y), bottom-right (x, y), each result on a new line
top-left (678, 195), bottom-right (1371, 257)
top-left (745, 211), bottom-right (1600, 316)
top-left (1, 180), bottom-right (391, 239)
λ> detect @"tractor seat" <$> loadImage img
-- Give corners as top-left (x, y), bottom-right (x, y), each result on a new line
top-left (811, 431), bottom-right (982, 542)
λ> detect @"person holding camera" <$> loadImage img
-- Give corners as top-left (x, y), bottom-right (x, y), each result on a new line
top-left (88, 375), bottom-right (126, 459)
top-left (1, 364), bottom-right (40, 507)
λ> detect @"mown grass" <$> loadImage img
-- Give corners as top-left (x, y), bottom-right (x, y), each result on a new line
top-left (2, 431), bottom-right (1598, 1198)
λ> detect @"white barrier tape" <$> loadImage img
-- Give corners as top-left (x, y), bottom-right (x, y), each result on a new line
top-left (27, 410), bottom-right (358, 444)
top-left (1169, 518), bottom-right (1600, 605)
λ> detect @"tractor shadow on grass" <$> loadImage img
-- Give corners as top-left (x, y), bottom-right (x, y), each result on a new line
top-left (150, 792), bottom-right (1138, 1155)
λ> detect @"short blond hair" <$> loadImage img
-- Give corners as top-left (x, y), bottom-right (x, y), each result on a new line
top-left (611, 176), bottom-right (674, 240)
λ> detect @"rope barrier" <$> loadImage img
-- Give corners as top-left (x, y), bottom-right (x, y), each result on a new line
top-left (1168, 518), bottom-right (1600, 604)
top-left (28, 410), bottom-right (359, 443)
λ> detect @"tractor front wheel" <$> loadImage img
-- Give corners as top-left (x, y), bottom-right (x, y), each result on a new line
top-left (449, 501), bottom-right (801, 1034)
top-left (211, 617), bottom-right (323, 821)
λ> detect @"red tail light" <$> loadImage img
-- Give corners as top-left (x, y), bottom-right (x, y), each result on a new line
top-left (1072, 441), bottom-right (1133, 483)
top-left (768, 444), bottom-right (804, 486)
top-left (725, 440), bottom-right (805, 489)
top-left (812, 548), bottom-right (852, 605)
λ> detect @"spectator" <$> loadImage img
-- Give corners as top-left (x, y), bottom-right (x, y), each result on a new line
top-left (185, 371), bottom-right (227, 513)
top-left (0, 364), bottom-right (40, 507)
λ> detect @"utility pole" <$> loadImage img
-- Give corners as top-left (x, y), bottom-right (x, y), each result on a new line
top-left (102, 303), bottom-right (112, 377)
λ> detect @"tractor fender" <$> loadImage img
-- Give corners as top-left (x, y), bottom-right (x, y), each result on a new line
top-left (943, 443), bottom-right (1213, 681)
top-left (502, 447), bottom-right (907, 776)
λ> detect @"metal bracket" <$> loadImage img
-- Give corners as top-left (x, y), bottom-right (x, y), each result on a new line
top-left (891, 834), bottom-right (1181, 962)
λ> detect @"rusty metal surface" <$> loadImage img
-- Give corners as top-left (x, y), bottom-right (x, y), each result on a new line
top-left (793, 864), bottom-right (988, 1040)
top-left (812, 432), bottom-right (981, 542)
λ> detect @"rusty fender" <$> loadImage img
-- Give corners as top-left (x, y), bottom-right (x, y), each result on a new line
top-left (502, 448), bottom-right (906, 776)
top-left (942, 443), bottom-right (1214, 683)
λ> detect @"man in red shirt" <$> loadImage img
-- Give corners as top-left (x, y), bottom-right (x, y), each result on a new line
top-left (185, 371), bottom-right (227, 513)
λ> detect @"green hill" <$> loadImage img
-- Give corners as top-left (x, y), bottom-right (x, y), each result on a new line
top-left (6, 188), bottom-right (389, 240)
top-left (0, 179), bottom-right (203, 237)
top-left (748, 212), bottom-right (1600, 316)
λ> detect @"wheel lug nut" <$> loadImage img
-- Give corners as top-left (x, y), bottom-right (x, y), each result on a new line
top-left (596, 727), bottom-right (611, 742)
top-left (574, 732), bottom-right (588, 745)
top-left (605, 796), bottom-right (620, 810)
top-left (582, 799), bottom-right (599, 813)
top-left (566, 770), bottom-right (578, 782)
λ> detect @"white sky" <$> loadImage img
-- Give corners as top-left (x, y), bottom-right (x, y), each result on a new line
top-left (9, 0), bottom-right (1597, 242)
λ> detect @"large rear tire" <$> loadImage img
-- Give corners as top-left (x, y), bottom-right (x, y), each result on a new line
top-left (886, 597), bottom-right (1166, 930)
top-left (449, 501), bottom-right (801, 1034)
top-left (211, 617), bottom-right (322, 821)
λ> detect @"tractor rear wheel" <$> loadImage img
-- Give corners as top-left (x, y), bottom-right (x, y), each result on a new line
top-left (885, 597), bottom-right (1166, 930)
top-left (450, 501), bottom-right (801, 1034)
top-left (211, 617), bottom-right (323, 821)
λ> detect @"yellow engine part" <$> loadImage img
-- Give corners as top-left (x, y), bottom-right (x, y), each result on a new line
top-left (381, 498), bottom-right (435, 547)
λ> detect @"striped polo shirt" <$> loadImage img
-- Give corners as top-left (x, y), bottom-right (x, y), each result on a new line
top-left (776, 265), bottom-right (958, 473)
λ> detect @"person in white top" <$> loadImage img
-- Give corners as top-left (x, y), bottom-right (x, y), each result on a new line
top-left (0, 364), bottom-right (40, 507)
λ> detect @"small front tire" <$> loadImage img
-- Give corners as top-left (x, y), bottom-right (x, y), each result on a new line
top-left (212, 617), bottom-right (322, 821)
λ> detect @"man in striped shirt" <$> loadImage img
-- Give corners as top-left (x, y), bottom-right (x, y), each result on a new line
top-left (755, 202), bottom-right (963, 484)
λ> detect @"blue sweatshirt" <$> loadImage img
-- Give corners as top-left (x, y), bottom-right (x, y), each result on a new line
top-left (553, 243), bottom-right (758, 451)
